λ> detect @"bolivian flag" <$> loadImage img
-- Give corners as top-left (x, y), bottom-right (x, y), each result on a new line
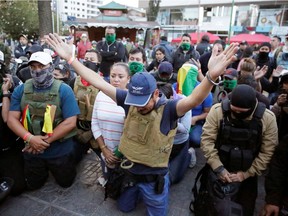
top-left (176, 63), bottom-right (198, 96)
top-left (21, 104), bottom-right (32, 132)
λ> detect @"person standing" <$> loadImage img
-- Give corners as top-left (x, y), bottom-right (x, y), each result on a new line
top-left (172, 33), bottom-right (200, 75)
top-left (14, 34), bottom-right (30, 59)
top-left (77, 33), bottom-right (91, 63)
top-left (96, 26), bottom-right (126, 81)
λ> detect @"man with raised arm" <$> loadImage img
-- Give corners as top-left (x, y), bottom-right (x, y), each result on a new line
top-left (46, 33), bottom-right (238, 216)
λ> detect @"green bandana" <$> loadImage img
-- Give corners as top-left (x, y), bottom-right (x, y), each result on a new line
top-left (223, 79), bottom-right (237, 91)
top-left (105, 34), bottom-right (116, 43)
top-left (181, 43), bottom-right (191, 51)
top-left (128, 62), bottom-right (144, 75)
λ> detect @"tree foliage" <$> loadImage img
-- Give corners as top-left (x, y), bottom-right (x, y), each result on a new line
top-left (146, 0), bottom-right (161, 22)
top-left (0, 0), bottom-right (39, 40)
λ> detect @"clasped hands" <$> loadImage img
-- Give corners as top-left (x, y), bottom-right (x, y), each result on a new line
top-left (217, 168), bottom-right (246, 183)
top-left (22, 135), bottom-right (50, 154)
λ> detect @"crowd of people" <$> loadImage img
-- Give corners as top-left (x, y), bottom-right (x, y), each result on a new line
top-left (0, 27), bottom-right (288, 216)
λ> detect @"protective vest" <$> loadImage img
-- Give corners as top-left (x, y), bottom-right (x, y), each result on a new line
top-left (119, 105), bottom-right (177, 168)
top-left (216, 99), bottom-right (265, 172)
top-left (20, 79), bottom-right (76, 139)
top-left (73, 76), bottom-right (99, 121)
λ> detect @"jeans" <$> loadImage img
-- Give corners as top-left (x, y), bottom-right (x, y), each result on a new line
top-left (189, 124), bottom-right (203, 147)
top-left (169, 140), bottom-right (190, 184)
top-left (117, 173), bottom-right (170, 216)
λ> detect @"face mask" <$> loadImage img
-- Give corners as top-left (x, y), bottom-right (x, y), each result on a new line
top-left (258, 51), bottom-right (269, 59)
top-left (223, 79), bottom-right (237, 91)
top-left (231, 109), bottom-right (254, 120)
top-left (84, 61), bottom-right (99, 72)
top-left (105, 34), bottom-right (116, 43)
top-left (128, 62), bottom-right (144, 75)
top-left (181, 43), bottom-right (191, 51)
top-left (30, 66), bottom-right (54, 89)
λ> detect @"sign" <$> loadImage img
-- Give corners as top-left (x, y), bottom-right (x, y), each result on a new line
top-left (103, 10), bottom-right (122, 17)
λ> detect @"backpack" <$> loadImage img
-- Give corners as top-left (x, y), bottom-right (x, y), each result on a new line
top-left (190, 165), bottom-right (243, 216)
top-left (104, 165), bottom-right (125, 200)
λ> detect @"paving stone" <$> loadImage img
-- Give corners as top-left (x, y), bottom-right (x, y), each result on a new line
top-left (0, 149), bottom-right (266, 216)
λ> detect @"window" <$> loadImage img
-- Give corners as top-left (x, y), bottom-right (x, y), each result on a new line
top-left (65, 6), bottom-right (68, 9)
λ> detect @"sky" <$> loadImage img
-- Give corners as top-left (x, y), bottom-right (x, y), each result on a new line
top-left (102, 0), bottom-right (139, 8)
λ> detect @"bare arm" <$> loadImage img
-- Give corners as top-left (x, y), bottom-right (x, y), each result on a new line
top-left (176, 43), bottom-right (238, 116)
top-left (1, 77), bottom-right (12, 122)
top-left (46, 33), bottom-right (117, 102)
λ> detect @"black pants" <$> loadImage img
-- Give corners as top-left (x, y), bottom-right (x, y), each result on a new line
top-left (24, 153), bottom-right (77, 190)
top-left (0, 146), bottom-right (26, 195)
top-left (235, 176), bottom-right (258, 216)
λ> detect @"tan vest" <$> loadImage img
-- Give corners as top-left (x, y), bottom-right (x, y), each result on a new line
top-left (73, 76), bottom-right (99, 121)
top-left (119, 105), bottom-right (177, 168)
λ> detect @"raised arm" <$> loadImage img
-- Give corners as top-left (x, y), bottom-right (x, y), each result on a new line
top-left (46, 33), bottom-right (117, 102)
top-left (176, 43), bottom-right (238, 116)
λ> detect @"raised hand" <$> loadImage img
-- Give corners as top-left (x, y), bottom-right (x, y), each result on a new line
top-left (208, 43), bottom-right (238, 80)
top-left (254, 65), bottom-right (268, 80)
top-left (45, 33), bottom-right (73, 61)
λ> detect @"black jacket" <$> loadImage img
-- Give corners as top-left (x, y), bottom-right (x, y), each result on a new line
top-left (96, 41), bottom-right (126, 77)
top-left (172, 46), bottom-right (200, 74)
top-left (265, 135), bottom-right (288, 207)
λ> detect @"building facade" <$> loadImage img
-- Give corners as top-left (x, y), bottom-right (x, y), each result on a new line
top-left (55, 0), bottom-right (103, 20)
top-left (140, 0), bottom-right (288, 41)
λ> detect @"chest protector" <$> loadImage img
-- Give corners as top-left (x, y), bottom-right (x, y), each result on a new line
top-left (20, 79), bottom-right (76, 139)
top-left (73, 76), bottom-right (99, 121)
top-left (216, 100), bottom-right (265, 172)
top-left (119, 105), bottom-right (177, 168)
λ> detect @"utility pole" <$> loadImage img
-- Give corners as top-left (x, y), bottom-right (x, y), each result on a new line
top-left (227, 0), bottom-right (235, 45)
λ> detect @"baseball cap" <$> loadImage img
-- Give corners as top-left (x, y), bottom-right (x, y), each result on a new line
top-left (28, 51), bottom-right (52, 65)
top-left (92, 40), bottom-right (97, 45)
top-left (224, 68), bottom-right (238, 79)
top-left (26, 45), bottom-right (44, 55)
top-left (19, 34), bottom-right (28, 40)
top-left (81, 33), bottom-right (87, 38)
top-left (0, 51), bottom-right (4, 63)
top-left (158, 62), bottom-right (173, 75)
top-left (125, 72), bottom-right (157, 107)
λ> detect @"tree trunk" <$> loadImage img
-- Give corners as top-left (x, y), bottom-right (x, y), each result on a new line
top-left (38, 0), bottom-right (53, 38)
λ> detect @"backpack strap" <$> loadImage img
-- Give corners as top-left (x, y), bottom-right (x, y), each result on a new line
top-left (189, 164), bottom-right (210, 213)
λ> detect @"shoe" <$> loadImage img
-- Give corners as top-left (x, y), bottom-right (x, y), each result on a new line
top-left (0, 177), bottom-right (14, 203)
top-left (188, 147), bottom-right (197, 168)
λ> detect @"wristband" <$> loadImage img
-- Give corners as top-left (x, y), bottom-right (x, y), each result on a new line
top-left (68, 56), bottom-right (76, 65)
top-left (26, 135), bottom-right (34, 144)
top-left (2, 93), bottom-right (11, 98)
top-left (23, 132), bottom-right (31, 141)
top-left (206, 72), bottom-right (222, 86)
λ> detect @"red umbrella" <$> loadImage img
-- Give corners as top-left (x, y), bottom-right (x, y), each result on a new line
top-left (171, 32), bottom-right (220, 44)
top-left (228, 33), bottom-right (270, 45)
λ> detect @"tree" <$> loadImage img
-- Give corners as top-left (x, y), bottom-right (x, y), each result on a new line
top-left (146, 0), bottom-right (161, 22)
top-left (38, 0), bottom-right (53, 38)
top-left (0, 0), bottom-right (39, 39)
